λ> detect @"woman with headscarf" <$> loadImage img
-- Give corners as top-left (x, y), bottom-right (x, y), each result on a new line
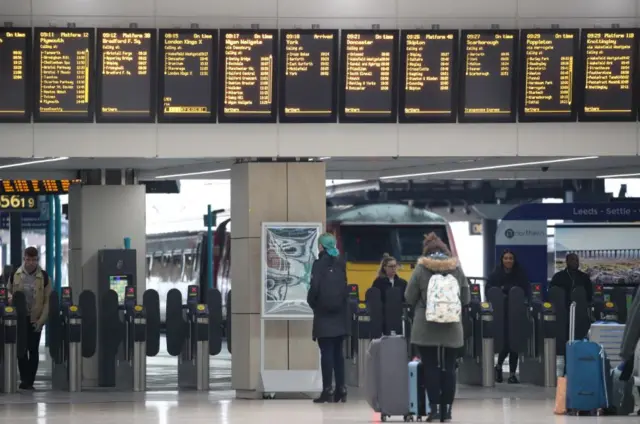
top-left (405, 233), bottom-right (470, 422)
top-left (307, 233), bottom-right (349, 403)
top-left (486, 249), bottom-right (531, 384)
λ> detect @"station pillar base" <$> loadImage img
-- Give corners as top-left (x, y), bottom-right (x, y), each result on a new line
top-left (230, 162), bottom-right (326, 398)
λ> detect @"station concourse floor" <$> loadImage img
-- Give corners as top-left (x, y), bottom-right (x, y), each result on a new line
top-left (1, 337), bottom-right (637, 422)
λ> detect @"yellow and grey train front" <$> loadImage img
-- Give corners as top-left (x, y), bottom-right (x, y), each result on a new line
top-left (326, 204), bottom-right (457, 301)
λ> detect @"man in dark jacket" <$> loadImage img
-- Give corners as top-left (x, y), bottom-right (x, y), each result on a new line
top-left (550, 253), bottom-right (593, 305)
top-left (307, 233), bottom-right (349, 404)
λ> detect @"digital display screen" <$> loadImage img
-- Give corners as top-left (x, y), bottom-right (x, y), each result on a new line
top-left (0, 28), bottom-right (30, 122)
top-left (399, 30), bottom-right (457, 123)
top-left (96, 29), bottom-right (156, 123)
top-left (580, 29), bottom-right (638, 121)
top-left (340, 30), bottom-right (398, 123)
top-left (34, 28), bottom-right (93, 122)
top-left (459, 30), bottom-right (518, 122)
top-left (279, 29), bottom-right (338, 123)
top-left (0, 194), bottom-right (38, 211)
top-left (519, 29), bottom-right (579, 122)
top-left (219, 30), bottom-right (277, 123)
top-left (158, 29), bottom-right (217, 123)
top-left (110, 275), bottom-right (129, 304)
top-left (0, 179), bottom-right (80, 194)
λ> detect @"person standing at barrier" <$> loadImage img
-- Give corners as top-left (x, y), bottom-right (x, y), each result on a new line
top-left (405, 233), bottom-right (469, 422)
top-left (550, 253), bottom-right (593, 307)
top-left (486, 249), bottom-right (530, 384)
top-left (619, 283), bottom-right (640, 415)
top-left (7, 246), bottom-right (52, 390)
top-left (307, 233), bottom-right (349, 404)
top-left (372, 254), bottom-right (408, 334)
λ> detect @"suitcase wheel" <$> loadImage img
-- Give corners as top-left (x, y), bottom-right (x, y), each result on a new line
top-left (381, 414), bottom-right (388, 422)
top-left (403, 414), bottom-right (413, 422)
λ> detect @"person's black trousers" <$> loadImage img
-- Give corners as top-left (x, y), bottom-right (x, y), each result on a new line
top-left (497, 347), bottom-right (518, 374)
top-left (317, 336), bottom-right (345, 390)
top-left (419, 346), bottom-right (457, 405)
top-left (18, 318), bottom-right (42, 386)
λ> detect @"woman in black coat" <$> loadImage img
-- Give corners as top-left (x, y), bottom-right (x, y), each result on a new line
top-left (372, 254), bottom-right (408, 334)
top-left (486, 249), bottom-right (531, 384)
top-left (307, 233), bottom-right (349, 404)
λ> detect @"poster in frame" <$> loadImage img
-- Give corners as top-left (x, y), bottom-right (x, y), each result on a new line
top-left (261, 222), bottom-right (322, 319)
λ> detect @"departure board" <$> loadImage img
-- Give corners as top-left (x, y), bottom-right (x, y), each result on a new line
top-left (399, 30), bottom-right (458, 123)
top-left (279, 29), bottom-right (338, 123)
top-left (158, 29), bottom-right (217, 123)
top-left (96, 29), bottom-right (156, 123)
top-left (0, 28), bottom-right (31, 122)
top-left (34, 28), bottom-right (94, 122)
top-left (340, 30), bottom-right (399, 123)
top-left (0, 179), bottom-right (80, 194)
top-left (459, 30), bottom-right (518, 123)
top-left (519, 29), bottom-right (579, 122)
top-left (218, 30), bottom-right (277, 123)
top-left (580, 29), bottom-right (638, 121)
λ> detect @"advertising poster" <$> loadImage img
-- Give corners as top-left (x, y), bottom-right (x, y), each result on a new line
top-left (555, 224), bottom-right (640, 311)
top-left (261, 222), bottom-right (322, 319)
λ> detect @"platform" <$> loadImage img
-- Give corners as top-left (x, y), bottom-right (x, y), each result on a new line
top-left (0, 385), bottom-right (637, 423)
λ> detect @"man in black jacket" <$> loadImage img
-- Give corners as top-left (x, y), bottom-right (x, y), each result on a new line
top-left (550, 253), bottom-right (593, 305)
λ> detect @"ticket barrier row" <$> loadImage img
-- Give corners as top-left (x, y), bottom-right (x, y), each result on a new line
top-left (99, 284), bottom-right (223, 392)
top-left (0, 286), bottom-right (97, 394)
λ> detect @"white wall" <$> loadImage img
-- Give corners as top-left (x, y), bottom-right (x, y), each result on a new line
top-left (2, 0), bottom-right (640, 159)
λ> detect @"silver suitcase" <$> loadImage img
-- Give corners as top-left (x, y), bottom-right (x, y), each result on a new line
top-left (589, 322), bottom-right (625, 368)
top-left (365, 334), bottom-right (410, 420)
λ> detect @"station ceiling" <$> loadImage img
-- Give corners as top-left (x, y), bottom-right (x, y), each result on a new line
top-left (0, 156), bottom-right (639, 181)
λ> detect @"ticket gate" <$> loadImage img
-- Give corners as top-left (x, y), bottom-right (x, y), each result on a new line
top-left (0, 285), bottom-right (18, 394)
top-left (98, 286), bottom-right (161, 390)
top-left (48, 287), bottom-right (97, 392)
top-left (165, 285), bottom-right (223, 391)
top-left (458, 283), bottom-right (495, 387)
top-left (346, 285), bottom-right (381, 388)
top-left (548, 286), bottom-right (567, 356)
top-left (515, 284), bottom-right (557, 387)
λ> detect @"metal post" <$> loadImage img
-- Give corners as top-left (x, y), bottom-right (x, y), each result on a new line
top-left (196, 314), bottom-right (210, 391)
top-left (543, 338), bottom-right (557, 387)
top-left (133, 320), bottom-right (146, 392)
top-left (3, 312), bottom-right (17, 393)
top-left (68, 316), bottom-right (82, 392)
top-left (207, 204), bottom-right (213, 290)
top-left (54, 196), bottom-right (62, 295)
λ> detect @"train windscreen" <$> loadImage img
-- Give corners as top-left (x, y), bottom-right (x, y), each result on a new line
top-left (340, 225), bottom-right (449, 262)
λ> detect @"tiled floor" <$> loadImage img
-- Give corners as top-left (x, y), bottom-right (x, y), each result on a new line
top-left (1, 337), bottom-right (637, 422)
top-left (0, 387), bottom-right (638, 423)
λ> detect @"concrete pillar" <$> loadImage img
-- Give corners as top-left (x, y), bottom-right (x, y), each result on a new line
top-left (482, 218), bottom-right (497, 278)
top-left (68, 185), bottom-right (146, 387)
top-left (230, 162), bottom-right (326, 399)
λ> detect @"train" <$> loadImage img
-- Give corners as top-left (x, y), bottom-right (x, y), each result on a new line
top-left (145, 203), bottom-right (457, 323)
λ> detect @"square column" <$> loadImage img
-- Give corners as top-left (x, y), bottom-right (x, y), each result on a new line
top-left (230, 162), bottom-right (326, 399)
top-left (68, 185), bottom-right (146, 387)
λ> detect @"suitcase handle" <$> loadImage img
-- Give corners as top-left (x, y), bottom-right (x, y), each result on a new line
top-left (569, 301), bottom-right (576, 342)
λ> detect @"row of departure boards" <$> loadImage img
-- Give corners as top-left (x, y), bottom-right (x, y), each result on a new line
top-left (0, 27), bottom-right (638, 124)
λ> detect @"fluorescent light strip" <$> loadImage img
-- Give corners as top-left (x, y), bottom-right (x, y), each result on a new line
top-left (154, 168), bottom-right (231, 179)
top-left (379, 156), bottom-right (599, 180)
top-left (596, 172), bottom-right (640, 179)
top-left (0, 157), bottom-right (69, 170)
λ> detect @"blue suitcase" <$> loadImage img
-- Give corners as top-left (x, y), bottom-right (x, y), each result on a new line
top-left (566, 302), bottom-right (609, 414)
top-left (408, 360), bottom-right (430, 419)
